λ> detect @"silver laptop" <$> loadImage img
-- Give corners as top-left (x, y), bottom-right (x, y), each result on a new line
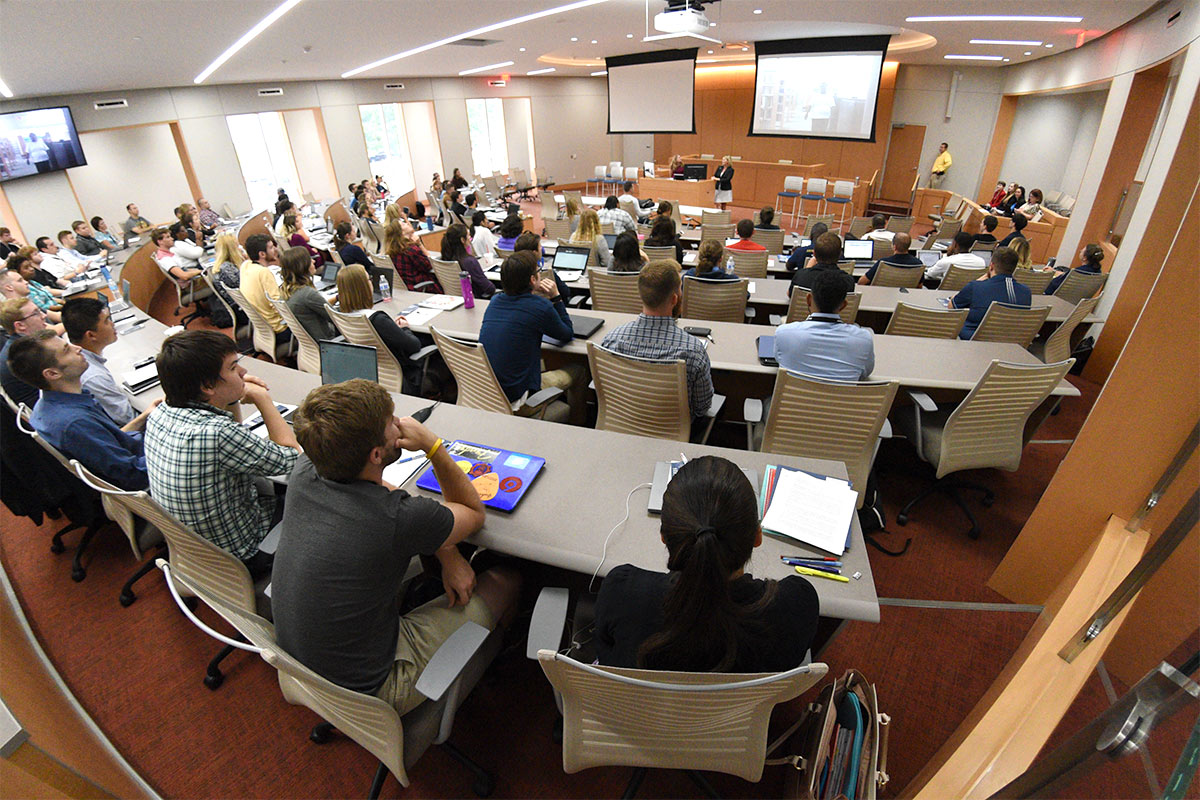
top-left (917, 249), bottom-right (942, 268)
top-left (551, 245), bottom-right (591, 281)
top-left (648, 461), bottom-right (757, 514)
top-left (842, 239), bottom-right (874, 261)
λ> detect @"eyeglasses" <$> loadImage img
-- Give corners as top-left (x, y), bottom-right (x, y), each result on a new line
top-left (19, 310), bottom-right (43, 321)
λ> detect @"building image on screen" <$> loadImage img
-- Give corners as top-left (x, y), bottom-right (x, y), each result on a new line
top-left (0, 106), bottom-right (87, 182)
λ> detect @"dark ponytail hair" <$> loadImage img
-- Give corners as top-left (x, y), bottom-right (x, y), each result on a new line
top-left (637, 456), bottom-right (775, 672)
top-left (334, 221), bottom-right (354, 250)
top-left (1082, 243), bottom-right (1104, 267)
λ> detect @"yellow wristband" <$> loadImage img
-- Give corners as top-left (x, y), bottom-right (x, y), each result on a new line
top-left (426, 438), bottom-right (443, 459)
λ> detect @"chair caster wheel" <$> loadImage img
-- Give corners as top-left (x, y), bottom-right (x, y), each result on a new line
top-left (967, 527), bottom-right (981, 540)
top-left (982, 494), bottom-right (995, 507)
top-left (119, 592), bottom-right (136, 607)
top-left (51, 542), bottom-right (65, 554)
top-left (71, 567), bottom-right (86, 582)
top-left (310, 725), bottom-right (333, 744)
top-left (896, 513), bottom-right (909, 526)
top-left (472, 776), bottom-right (495, 797)
top-left (203, 672), bottom-right (224, 690)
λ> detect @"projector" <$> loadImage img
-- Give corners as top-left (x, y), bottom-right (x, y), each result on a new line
top-left (654, 2), bottom-right (712, 36)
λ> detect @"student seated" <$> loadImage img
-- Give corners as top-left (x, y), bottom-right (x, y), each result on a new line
top-left (789, 231), bottom-right (854, 295)
top-left (383, 220), bottom-right (442, 293)
top-left (495, 213), bottom-right (525, 251)
top-left (333, 221), bottom-right (378, 274)
top-left (469, 211), bottom-right (498, 260)
top-left (1016, 188), bottom-right (1044, 220)
top-left (755, 206), bottom-right (780, 230)
top-left (593, 455), bottom-right (818, 671)
top-left (479, 251), bottom-right (584, 416)
top-left (280, 210), bottom-right (324, 268)
top-left (863, 214), bottom-right (894, 243)
top-left (597, 195), bottom-right (636, 236)
top-left (609, 230), bottom-right (646, 273)
top-left (512, 232), bottom-right (571, 302)
top-left (948, 246), bottom-right (1032, 340)
top-left (774, 270), bottom-right (874, 381)
top-left (279, 246), bottom-right (337, 342)
top-left (785, 222), bottom-right (828, 273)
top-left (0, 228), bottom-right (21, 260)
top-left (973, 214), bottom-right (999, 245)
top-left (122, 203), bottom-right (153, 237)
top-left (239, 233), bottom-right (291, 342)
top-left (600, 260), bottom-right (713, 418)
top-left (208, 234), bottom-right (247, 330)
top-left (145, 331), bottom-right (300, 578)
top-left (988, 181), bottom-right (1007, 208)
top-left (725, 219), bottom-right (766, 252)
top-left (1046, 243), bottom-right (1105, 295)
top-left (8, 330), bottom-right (155, 490)
top-left (336, 265), bottom-right (424, 394)
top-left (271, 379), bottom-right (520, 712)
top-left (70, 220), bottom-right (108, 256)
top-left (439, 223), bottom-right (495, 299)
top-left (858, 233), bottom-right (922, 285)
top-left (925, 231), bottom-right (986, 286)
top-left (5, 255), bottom-right (62, 320)
top-left (169, 222), bottom-right (204, 268)
top-left (617, 182), bottom-right (648, 222)
top-left (997, 213), bottom-right (1028, 248)
top-left (1, 298), bottom-right (52, 406)
top-left (683, 239), bottom-right (738, 281)
top-left (644, 216), bottom-right (684, 263)
top-left (36, 236), bottom-right (87, 283)
top-left (61, 297), bottom-right (136, 425)
top-left (568, 209), bottom-right (613, 269)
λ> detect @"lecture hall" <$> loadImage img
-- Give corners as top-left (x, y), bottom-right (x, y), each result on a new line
top-left (0, 1), bottom-right (1197, 798)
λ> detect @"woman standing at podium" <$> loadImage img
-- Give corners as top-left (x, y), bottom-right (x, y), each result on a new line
top-left (713, 156), bottom-right (734, 211)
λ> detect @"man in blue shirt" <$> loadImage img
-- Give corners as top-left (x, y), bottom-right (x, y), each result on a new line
top-left (775, 269), bottom-right (874, 381)
top-left (6, 329), bottom-right (156, 490)
top-left (859, 232), bottom-right (924, 285)
top-left (949, 246), bottom-right (1032, 340)
top-left (479, 251), bottom-right (584, 418)
top-left (784, 222), bottom-right (827, 273)
top-left (61, 297), bottom-right (135, 426)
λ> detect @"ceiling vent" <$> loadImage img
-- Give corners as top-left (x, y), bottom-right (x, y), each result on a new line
top-left (488, 80), bottom-right (507, 87)
top-left (93, 99), bottom-right (128, 110)
top-left (385, 83), bottom-right (406, 90)
top-left (257, 87), bottom-right (284, 97)
top-left (450, 38), bottom-right (499, 47)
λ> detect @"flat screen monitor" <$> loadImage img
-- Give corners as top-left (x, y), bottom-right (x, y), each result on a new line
top-left (683, 163), bottom-right (707, 180)
top-left (319, 339), bottom-right (379, 385)
top-left (643, 161), bottom-right (655, 177)
top-left (0, 106), bottom-right (87, 182)
top-left (843, 239), bottom-right (874, 260)
top-left (750, 36), bottom-right (890, 142)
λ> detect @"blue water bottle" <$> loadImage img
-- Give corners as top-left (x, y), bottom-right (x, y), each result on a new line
top-left (460, 271), bottom-right (475, 308)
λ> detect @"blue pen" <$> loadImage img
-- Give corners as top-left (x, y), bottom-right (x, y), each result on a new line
top-left (781, 557), bottom-right (842, 567)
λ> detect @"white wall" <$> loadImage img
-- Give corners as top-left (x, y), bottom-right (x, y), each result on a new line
top-left (997, 89), bottom-right (1108, 198)
top-left (177, 116), bottom-right (252, 215)
top-left (70, 125), bottom-right (192, 228)
top-left (2, 171), bottom-right (79, 242)
top-left (283, 108), bottom-right (338, 202)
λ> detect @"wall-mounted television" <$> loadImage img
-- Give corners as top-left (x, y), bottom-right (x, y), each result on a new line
top-left (0, 106), bottom-right (88, 182)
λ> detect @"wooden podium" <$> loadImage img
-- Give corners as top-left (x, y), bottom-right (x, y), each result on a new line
top-left (638, 176), bottom-right (716, 208)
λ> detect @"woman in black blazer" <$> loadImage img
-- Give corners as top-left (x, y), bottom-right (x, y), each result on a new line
top-left (713, 155), bottom-right (734, 210)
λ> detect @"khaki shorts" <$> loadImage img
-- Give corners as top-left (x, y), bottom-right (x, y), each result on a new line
top-left (375, 593), bottom-right (496, 715)
top-left (515, 363), bottom-right (585, 417)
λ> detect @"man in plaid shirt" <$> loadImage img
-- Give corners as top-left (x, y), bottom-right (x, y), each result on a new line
top-left (596, 195), bottom-right (637, 236)
top-left (145, 331), bottom-right (300, 577)
top-left (598, 260), bottom-right (713, 417)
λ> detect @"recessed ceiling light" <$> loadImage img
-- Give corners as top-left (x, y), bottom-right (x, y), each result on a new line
top-left (591, 70), bottom-right (608, 76)
top-left (0, 76), bottom-right (13, 98)
top-left (1024, 51), bottom-right (1032, 56)
top-left (1045, 43), bottom-right (1055, 47)
top-left (528, 67), bottom-right (556, 75)
top-left (626, 33), bottom-right (633, 38)
top-left (591, 39), bottom-right (598, 44)
top-left (943, 54), bottom-right (1004, 61)
top-left (519, 47), bottom-right (526, 52)
top-left (707, 49), bottom-right (713, 54)
top-left (969, 39), bottom-right (1043, 46)
top-left (570, 37), bottom-right (578, 42)
top-left (753, 8), bottom-right (762, 13)
top-left (709, 21), bottom-right (717, 27)
top-left (459, 60), bottom-right (515, 76)
top-left (741, 46), bottom-right (749, 51)
top-left (195, 0), bottom-right (305, 83)
top-left (906, 15), bottom-right (1082, 23)
top-left (1002, 58), bottom-right (1011, 62)
top-left (344, 0), bottom-right (611, 77)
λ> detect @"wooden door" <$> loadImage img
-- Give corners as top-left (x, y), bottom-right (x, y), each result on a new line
top-left (880, 124), bottom-right (925, 201)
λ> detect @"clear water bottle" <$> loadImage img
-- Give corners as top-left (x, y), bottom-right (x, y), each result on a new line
top-left (379, 275), bottom-right (391, 301)
top-left (726, 255), bottom-right (735, 274)
top-left (460, 270), bottom-right (475, 309)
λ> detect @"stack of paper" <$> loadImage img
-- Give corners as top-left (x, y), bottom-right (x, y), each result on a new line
top-left (382, 449), bottom-right (430, 489)
top-left (121, 363), bottom-right (160, 394)
top-left (399, 307), bottom-right (443, 327)
top-left (760, 467), bottom-right (857, 555)
top-left (419, 295), bottom-right (465, 311)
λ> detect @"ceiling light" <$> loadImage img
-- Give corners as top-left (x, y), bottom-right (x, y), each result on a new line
top-left (753, 8), bottom-right (762, 13)
top-left (590, 39), bottom-right (598, 44)
top-left (907, 15), bottom-right (1082, 23)
top-left (709, 22), bottom-right (717, 27)
top-left (0, 76), bottom-right (12, 98)
top-left (626, 33), bottom-right (634, 38)
top-left (527, 67), bottom-right (556, 75)
top-left (1024, 51), bottom-right (1032, 55)
top-left (519, 47), bottom-right (526, 52)
top-left (195, 0), bottom-right (305, 83)
top-left (591, 70), bottom-right (608, 76)
top-left (969, 39), bottom-right (1043, 46)
top-left (1045, 43), bottom-right (1055, 47)
top-left (741, 46), bottom-right (749, 51)
top-left (344, 0), bottom-right (610, 77)
top-left (1003, 58), bottom-right (1011, 62)
top-left (707, 49), bottom-right (713, 54)
top-left (459, 60), bottom-right (515, 76)
top-left (696, 58), bottom-right (719, 63)
top-left (643, 31), bottom-right (722, 44)
top-left (943, 54), bottom-right (1004, 61)
top-left (570, 37), bottom-right (578, 42)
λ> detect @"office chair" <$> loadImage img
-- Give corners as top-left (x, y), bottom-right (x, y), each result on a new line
top-left (327, 308), bottom-right (438, 396)
top-left (883, 303), bottom-right (968, 339)
top-left (430, 327), bottom-right (568, 421)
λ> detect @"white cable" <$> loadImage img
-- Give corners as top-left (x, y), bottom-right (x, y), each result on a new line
top-left (589, 482), bottom-right (652, 593)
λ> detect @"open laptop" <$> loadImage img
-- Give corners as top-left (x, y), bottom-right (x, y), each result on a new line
top-left (602, 233), bottom-right (617, 250)
top-left (551, 244), bottom-right (591, 281)
top-left (842, 239), bottom-right (874, 261)
top-left (314, 261), bottom-right (340, 291)
top-left (319, 339), bottom-right (379, 384)
top-left (916, 249), bottom-right (942, 269)
top-left (649, 460), bottom-right (758, 514)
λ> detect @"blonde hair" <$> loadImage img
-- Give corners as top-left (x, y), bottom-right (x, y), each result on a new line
top-left (1013, 238), bottom-right (1033, 270)
top-left (335, 264), bottom-right (374, 312)
top-left (211, 233), bottom-right (242, 275)
top-left (696, 239), bottom-right (725, 272)
top-left (384, 203), bottom-right (403, 225)
top-left (564, 197), bottom-right (581, 220)
top-left (571, 209), bottom-right (601, 245)
top-left (383, 220), bottom-right (409, 260)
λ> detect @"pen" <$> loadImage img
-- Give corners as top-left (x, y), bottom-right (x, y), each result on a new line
top-left (795, 565), bottom-right (850, 583)
top-left (781, 555), bottom-right (840, 564)
top-left (782, 558), bottom-right (842, 571)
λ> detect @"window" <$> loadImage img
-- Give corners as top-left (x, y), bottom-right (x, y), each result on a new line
top-left (359, 101), bottom-right (443, 204)
top-left (465, 98), bottom-right (509, 178)
top-left (226, 112), bottom-right (302, 212)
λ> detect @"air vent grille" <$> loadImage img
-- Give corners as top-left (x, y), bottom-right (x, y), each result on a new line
top-left (450, 38), bottom-right (499, 47)
top-left (94, 99), bottom-right (128, 110)
top-left (385, 83), bottom-right (406, 90)
top-left (257, 88), bottom-right (284, 96)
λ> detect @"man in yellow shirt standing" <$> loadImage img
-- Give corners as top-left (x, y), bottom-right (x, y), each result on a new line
top-left (928, 142), bottom-right (952, 188)
top-left (239, 233), bottom-right (291, 344)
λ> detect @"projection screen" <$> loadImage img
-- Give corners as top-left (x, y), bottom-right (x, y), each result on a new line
top-left (606, 48), bottom-right (697, 134)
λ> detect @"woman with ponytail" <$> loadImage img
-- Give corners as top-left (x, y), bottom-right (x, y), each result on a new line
top-left (1046, 242), bottom-right (1104, 295)
top-left (593, 456), bottom-right (819, 672)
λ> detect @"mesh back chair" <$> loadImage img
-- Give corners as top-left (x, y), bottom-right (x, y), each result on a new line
top-left (327, 307), bottom-right (406, 394)
top-left (359, 217), bottom-right (384, 253)
top-left (971, 302), bottom-right (1052, 348)
top-left (923, 217), bottom-right (962, 248)
top-left (750, 227), bottom-right (785, 255)
top-left (894, 359), bottom-right (1074, 538)
top-left (369, 252), bottom-right (405, 292)
top-left (587, 343), bottom-right (704, 443)
top-left (270, 297), bottom-right (322, 375)
top-left (563, 189), bottom-right (583, 212)
top-left (221, 202), bottom-right (236, 218)
top-left (725, 249), bottom-right (769, 279)
top-left (835, 261), bottom-right (856, 275)
top-left (870, 263), bottom-right (924, 288)
top-left (642, 245), bottom-right (676, 261)
top-left (430, 327), bottom-right (567, 421)
top-left (784, 289), bottom-right (861, 324)
top-left (701, 210), bottom-right (731, 227)
top-left (636, 222), bottom-right (654, 237)
top-left (429, 257), bottom-right (464, 297)
top-left (969, 240), bottom-right (997, 255)
top-left (847, 217), bottom-right (874, 240)
top-left (540, 193), bottom-right (560, 226)
top-left (870, 238), bottom-right (894, 260)
top-left (776, 176), bottom-right (804, 223)
top-left (494, 246), bottom-right (515, 261)
top-left (1053, 270), bottom-right (1108, 304)
top-left (669, 201), bottom-right (684, 232)
top-left (885, 215), bottom-right (913, 234)
top-left (937, 264), bottom-right (986, 291)
top-left (748, 372), bottom-right (898, 508)
top-left (226, 286), bottom-right (295, 362)
top-left (587, 268), bottom-right (643, 314)
top-left (599, 222), bottom-right (616, 235)
top-left (538, 650), bottom-right (827, 793)
top-left (619, 200), bottom-right (641, 224)
top-left (798, 178), bottom-right (827, 218)
top-left (699, 223), bottom-right (734, 246)
top-left (681, 275), bottom-right (749, 323)
top-left (884, 303), bottom-right (968, 339)
top-left (1031, 297), bottom-right (1099, 364)
top-left (1012, 267), bottom-right (1054, 294)
top-left (928, 193), bottom-right (963, 224)
top-left (153, 251), bottom-right (211, 324)
top-left (803, 214), bottom-right (834, 236)
top-left (544, 218), bottom-right (571, 241)
top-left (825, 180), bottom-right (856, 230)
top-left (201, 270), bottom-right (252, 348)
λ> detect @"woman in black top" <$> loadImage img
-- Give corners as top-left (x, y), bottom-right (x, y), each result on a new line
top-left (440, 223), bottom-right (495, 299)
top-left (450, 167), bottom-right (469, 190)
top-left (756, 206), bottom-right (780, 230)
top-left (712, 155), bottom-right (735, 211)
top-left (594, 456), bottom-right (819, 672)
top-left (610, 230), bottom-right (646, 273)
top-left (644, 216), bottom-right (684, 263)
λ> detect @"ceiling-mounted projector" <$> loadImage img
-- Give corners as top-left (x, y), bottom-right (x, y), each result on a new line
top-left (654, 0), bottom-right (716, 36)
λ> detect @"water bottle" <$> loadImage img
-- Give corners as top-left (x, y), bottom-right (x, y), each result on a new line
top-left (379, 275), bottom-right (391, 301)
top-left (726, 255), bottom-right (735, 274)
top-left (460, 271), bottom-right (475, 308)
top-left (426, 216), bottom-right (434, 231)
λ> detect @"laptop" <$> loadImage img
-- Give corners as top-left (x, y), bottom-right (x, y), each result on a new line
top-left (842, 239), bottom-right (874, 261)
top-left (756, 335), bottom-right (778, 367)
top-left (314, 261), bottom-right (340, 291)
top-left (602, 233), bottom-right (617, 250)
top-left (643, 160), bottom-right (655, 177)
top-left (319, 339), bottom-right (379, 384)
top-left (415, 440), bottom-right (546, 513)
top-left (542, 314), bottom-right (604, 345)
top-left (916, 249), bottom-right (942, 268)
top-left (649, 460), bottom-right (758, 514)
top-left (551, 244), bottom-right (591, 281)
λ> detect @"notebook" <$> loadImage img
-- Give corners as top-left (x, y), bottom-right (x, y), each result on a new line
top-left (842, 239), bottom-right (874, 260)
top-left (121, 362), bottom-right (160, 394)
top-left (415, 441), bottom-right (545, 512)
top-left (318, 339), bottom-right (378, 384)
top-left (542, 313), bottom-right (603, 346)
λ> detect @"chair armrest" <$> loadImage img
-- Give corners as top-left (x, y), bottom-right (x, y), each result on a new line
top-left (258, 522), bottom-right (283, 555)
top-left (408, 344), bottom-right (439, 363)
top-left (526, 587), bottom-right (571, 659)
top-left (744, 398), bottom-right (764, 424)
top-left (522, 386), bottom-right (564, 409)
top-left (906, 390), bottom-right (937, 413)
top-left (414, 621), bottom-right (490, 702)
top-left (567, 294), bottom-right (587, 308)
top-left (768, 314), bottom-right (783, 326)
top-left (412, 280), bottom-right (436, 292)
top-left (706, 393), bottom-right (726, 419)
top-left (880, 418), bottom-right (893, 439)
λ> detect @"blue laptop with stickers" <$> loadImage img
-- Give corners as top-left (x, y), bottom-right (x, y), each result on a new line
top-left (414, 440), bottom-right (545, 512)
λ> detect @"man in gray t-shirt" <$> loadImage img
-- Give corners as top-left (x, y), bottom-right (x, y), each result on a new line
top-left (271, 380), bottom-right (520, 713)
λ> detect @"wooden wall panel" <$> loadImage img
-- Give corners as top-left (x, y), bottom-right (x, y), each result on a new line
top-left (978, 95), bottom-right (1017, 204)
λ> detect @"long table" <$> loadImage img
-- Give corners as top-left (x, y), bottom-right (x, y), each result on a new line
top-left (100, 314), bottom-right (880, 624)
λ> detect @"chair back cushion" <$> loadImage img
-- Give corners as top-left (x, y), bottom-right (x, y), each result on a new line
top-left (681, 276), bottom-right (748, 323)
top-left (327, 307), bottom-right (404, 393)
top-left (588, 268), bottom-right (643, 314)
top-left (430, 327), bottom-right (514, 415)
top-left (587, 343), bottom-right (690, 441)
top-left (884, 302), bottom-right (968, 338)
